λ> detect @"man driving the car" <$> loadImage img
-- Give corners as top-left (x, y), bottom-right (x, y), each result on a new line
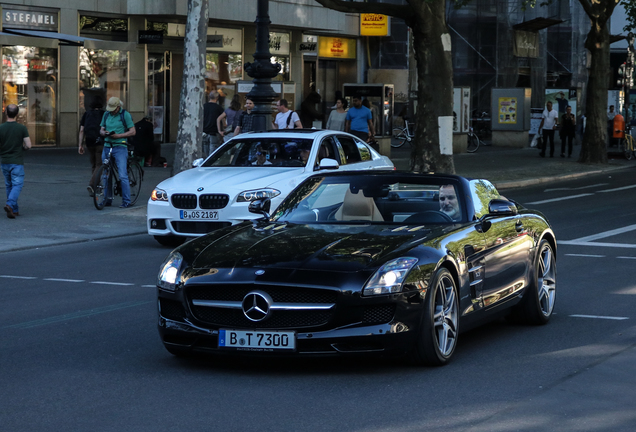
top-left (439, 185), bottom-right (460, 221)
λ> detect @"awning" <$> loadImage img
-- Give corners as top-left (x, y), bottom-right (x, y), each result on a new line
top-left (0, 28), bottom-right (137, 50)
top-left (513, 17), bottom-right (564, 32)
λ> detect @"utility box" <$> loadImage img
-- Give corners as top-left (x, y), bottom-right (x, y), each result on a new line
top-left (490, 88), bottom-right (532, 147)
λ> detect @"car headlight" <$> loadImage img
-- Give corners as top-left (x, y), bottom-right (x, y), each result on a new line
top-left (151, 188), bottom-right (168, 202)
top-left (237, 188), bottom-right (281, 203)
top-left (157, 252), bottom-right (184, 291)
top-left (363, 257), bottom-right (418, 296)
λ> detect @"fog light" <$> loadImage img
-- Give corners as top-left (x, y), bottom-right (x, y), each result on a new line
top-left (151, 219), bottom-right (167, 230)
top-left (151, 220), bottom-right (158, 228)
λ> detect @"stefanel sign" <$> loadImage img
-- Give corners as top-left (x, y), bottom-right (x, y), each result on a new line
top-left (3, 9), bottom-right (57, 31)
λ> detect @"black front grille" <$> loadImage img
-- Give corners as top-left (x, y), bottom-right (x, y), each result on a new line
top-left (187, 285), bottom-right (338, 329)
top-left (362, 305), bottom-right (395, 324)
top-left (171, 221), bottom-right (232, 234)
top-left (199, 194), bottom-right (229, 209)
top-left (187, 285), bottom-right (337, 304)
top-left (191, 307), bottom-right (332, 329)
top-left (171, 194), bottom-right (197, 209)
top-left (160, 298), bottom-right (186, 321)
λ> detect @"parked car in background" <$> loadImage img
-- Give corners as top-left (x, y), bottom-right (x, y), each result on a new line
top-left (157, 171), bottom-right (557, 365)
top-left (147, 129), bottom-right (394, 246)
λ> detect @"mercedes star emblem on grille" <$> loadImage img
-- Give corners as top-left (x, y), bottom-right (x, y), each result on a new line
top-left (242, 291), bottom-right (272, 322)
top-left (197, 187), bottom-right (204, 192)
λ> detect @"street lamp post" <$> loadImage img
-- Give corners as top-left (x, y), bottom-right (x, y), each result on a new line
top-left (244, 0), bottom-right (281, 132)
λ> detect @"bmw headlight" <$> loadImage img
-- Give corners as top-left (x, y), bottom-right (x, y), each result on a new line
top-left (151, 188), bottom-right (168, 202)
top-left (363, 257), bottom-right (418, 296)
top-left (157, 252), bottom-right (184, 291)
top-left (237, 188), bottom-right (281, 203)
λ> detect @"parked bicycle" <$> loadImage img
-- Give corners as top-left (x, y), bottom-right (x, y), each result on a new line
top-left (391, 119), bottom-right (415, 148)
top-left (466, 127), bottom-right (480, 153)
top-left (618, 126), bottom-right (636, 160)
top-left (93, 147), bottom-right (144, 210)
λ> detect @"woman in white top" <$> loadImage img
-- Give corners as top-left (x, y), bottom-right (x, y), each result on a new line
top-left (326, 98), bottom-right (348, 131)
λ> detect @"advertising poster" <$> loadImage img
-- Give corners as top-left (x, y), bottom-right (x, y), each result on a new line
top-left (150, 106), bottom-right (163, 135)
top-left (545, 89), bottom-right (577, 117)
top-left (462, 87), bottom-right (471, 133)
top-left (452, 88), bottom-right (461, 132)
top-left (498, 97), bottom-right (517, 124)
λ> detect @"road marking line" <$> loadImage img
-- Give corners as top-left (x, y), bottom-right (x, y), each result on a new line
top-left (597, 184), bottom-right (636, 193)
top-left (89, 281), bottom-right (135, 286)
top-left (0, 275), bottom-right (37, 279)
top-left (617, 256), bottom-right (636, 260)
top-left (564, 253), bottom-right (605, 258)
top-left (559, 240), bottom-right (636, 249)
top-left (544, 183), bottom-right (608, 192)
top-left (569, 223), bottom-right (636, 242)
top-left (141, 285), bottom-right (156, 288)
top-left (43, 278), bottom-right (85, 283)
top-left (4, 301), bottom-right (153, 329)
top-left (525, 193), bottom-right (594, 205)
top-left (569, 314), bottom-right (629, 320)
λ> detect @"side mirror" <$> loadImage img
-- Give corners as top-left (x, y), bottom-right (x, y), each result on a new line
top-left (318, 158), bottom-right (339, 170)
top-left (192, 158), bottom-right (204, 168)
top-left (248, 197), bottom-right (271, 219)
top-left (487, 199), bottom-right (518, 216)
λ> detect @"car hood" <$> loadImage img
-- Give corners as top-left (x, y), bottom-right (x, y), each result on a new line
top-left (191, 222), bottom-right (441, 272)
top-left (157, 166), bottom-right (306, 194)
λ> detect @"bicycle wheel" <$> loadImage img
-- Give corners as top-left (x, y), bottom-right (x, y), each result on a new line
top-left (625, 135), bottom-right (636, 160)
top-left (93, 165), bottom-right (113, 210)
top-left (392, 127), bottom-right (408, 148)
top-left (127, 162), bottom-right (144, 205)
top-left (466, 133), bottom-right (480, 153)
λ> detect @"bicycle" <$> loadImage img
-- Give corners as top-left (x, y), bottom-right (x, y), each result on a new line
top-left (391, 119), bottom-right (415, 148)
top-left (93, 147), bottom-right (144, 210)
top-left (618, 127), bottom-right (636, 160)
top-left (466, 127), bottom-right (480, 153)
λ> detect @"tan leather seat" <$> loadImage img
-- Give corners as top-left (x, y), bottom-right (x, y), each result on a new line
top-left (334, 189), bottom-right (384, 221)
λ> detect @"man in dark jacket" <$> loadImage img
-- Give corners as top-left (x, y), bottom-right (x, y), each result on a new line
top-left (132, 115), bottom-right (155, 166)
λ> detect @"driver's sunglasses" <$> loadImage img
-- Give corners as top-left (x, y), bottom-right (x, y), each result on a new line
top-left (439, 196), bottom-right (456, 201)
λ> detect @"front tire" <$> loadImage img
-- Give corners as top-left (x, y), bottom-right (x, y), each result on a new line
top-left (391, 128), bottom-right (407, 148)
top-left (466, 133), bottom-right (480, 153)
top-left (412, 268), bottom-right (459, 366)
top-left (127, 162), bottom-right (144, 205)
top-left (514, 239), bottom-right (556, 325)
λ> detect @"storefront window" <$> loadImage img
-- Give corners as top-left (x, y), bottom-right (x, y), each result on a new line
top-left (271, 56), bottom-right (290, 81)
top-left (2, 46), bottom-right (57, 146)
top-left (205, 52), bottom-right (242, 97)
top-left (79, 48), bottom-right (128, 117)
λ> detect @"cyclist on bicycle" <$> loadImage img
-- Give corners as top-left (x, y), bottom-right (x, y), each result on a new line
top-left (99, 97), bottom-right (136, 208)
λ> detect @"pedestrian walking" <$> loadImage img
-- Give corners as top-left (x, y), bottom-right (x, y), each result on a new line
top-left (234, 98), bottom-right (255, 135)
top-left (538, 101), bottom-right (558, 158)
top-left (273, 99), bottom-right (303, 129)
top-left (0, 104), bottom-right (31, 218)
top-left (326, 98), bottom-right (348, 131)
top-left (345, 95), bottom-right (374, 142)
top-left (79, 100), bottom-right (105, 197)
top-left (560, 106), bottom-right (576, 158)
top-left (99, 97), bottom-right (136, 208)
top-left (217, 94), bottom-right (241, 142)
top-left (299, 88), bottom-right (323, 129)
top-left (202, 91), bottom-right (224, 156)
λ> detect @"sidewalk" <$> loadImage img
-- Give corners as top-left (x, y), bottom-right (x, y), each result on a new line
top-left (0, 142), bottom-right (633, 254)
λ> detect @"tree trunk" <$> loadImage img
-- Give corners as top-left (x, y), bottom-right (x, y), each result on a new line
top-left (579, 21), bottom-right (610, 164)
top-left (173, 0), bottom-right (208, 174)
top-left (410, 1), bottom-right (455, 174)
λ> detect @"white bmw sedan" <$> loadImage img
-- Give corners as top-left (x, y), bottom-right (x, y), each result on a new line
top-left (147, 129), bottom-right (394, 246)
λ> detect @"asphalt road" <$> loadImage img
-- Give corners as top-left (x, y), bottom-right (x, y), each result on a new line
top-left (1, 170), bottom-right (636, 431)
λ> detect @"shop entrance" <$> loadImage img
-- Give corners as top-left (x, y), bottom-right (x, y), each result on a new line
top-left (148, 51), bottom-right (171, 143)
top-left (2, 46), bottom-right (57, 146)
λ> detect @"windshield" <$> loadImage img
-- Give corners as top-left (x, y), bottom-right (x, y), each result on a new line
top-left (272, 176), bottom-right (464, 224)
top-left (202, 138), bottom-right (314, 168)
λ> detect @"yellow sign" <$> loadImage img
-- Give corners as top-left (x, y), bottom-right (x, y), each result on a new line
top-left (318, 37), bottom-right (356, 59)
top-left (360, 14), bottom-right (389, 36)
top-left (498, 97), bottom-right (518, 124)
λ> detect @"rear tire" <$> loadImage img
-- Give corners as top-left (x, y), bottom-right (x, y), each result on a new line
top-left (93, 165), bottom-right (112, 210)
top-left (154, 235), bottom-right (186, 248)
top-left (411, 268), bottom-right (459, 366)
top-left (391, 128), bottom-right (407, 148)
top-left (466, 133), bottom-right (480, 153)
top-left (625, 136), bottom-right (635, 160)
top-left (127, 162), bottom-right (144, 205)
top-left (512, 239), bottom-right (556, 325)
